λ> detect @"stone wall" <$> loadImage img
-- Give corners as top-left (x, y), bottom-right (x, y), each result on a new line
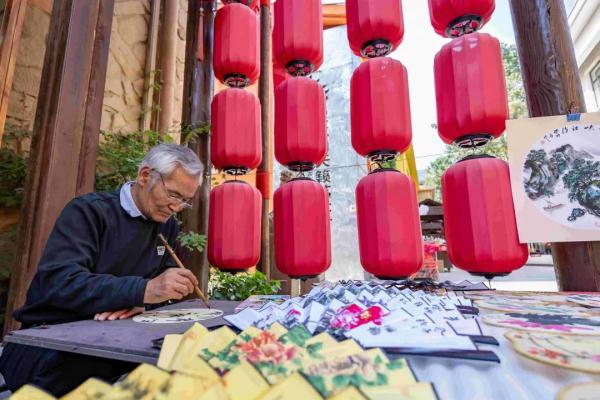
top-left (5, 4), bottom-right (49, 132)
top-left (5, 0), bottom-right (188, 138)
top-left (102, 0), bottom-right (188, 137)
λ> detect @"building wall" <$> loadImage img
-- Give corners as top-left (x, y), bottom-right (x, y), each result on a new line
top-left (5, 0), bottom-right (188, 137)
top-left (569, 0), bottom-right (600, 112)
top-left (5, 4), bottom-right (49, 131)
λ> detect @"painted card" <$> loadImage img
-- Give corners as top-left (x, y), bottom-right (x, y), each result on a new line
top-left (302, 351), bottom-right (415, 398)
top-left (567, 294), bottom-right (600, 308)
top-left (132, 308), bottom-right (223, 324)
top-left (483, 312), bottom-right (600, 335)
top-left (506, 331), bottom-right (600, 373)
top-left (506, 112), bottom-right (600, 242)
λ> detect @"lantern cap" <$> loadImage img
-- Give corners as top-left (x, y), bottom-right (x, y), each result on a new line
top-left (360, 39), bottom-right (393, 58)
top-left (446, 14), bottom-right (484, 37)
top-left (223, 166), bottom-right (251, 176)
top-left (369, 167), bottom-right (400, 175)
top-left (454, 134), bottom-right (494, 148)
top-left (457, 154), bottom-right (496, 163)
top-left (470, 272), bottom-right (510, 280)
top-left (367, 150), bottom-right (398, 163)
top-left (285, 60), bottom-right (314, 77)
top-left (224, 73), bottom-right (251, 88)
top-left (287, 161), bottom-right (317, 172)
top-left (222, 179), bottom-right (252, 185)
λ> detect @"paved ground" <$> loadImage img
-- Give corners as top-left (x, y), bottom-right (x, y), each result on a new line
top-left (440, 254), bottom-right (559, 292)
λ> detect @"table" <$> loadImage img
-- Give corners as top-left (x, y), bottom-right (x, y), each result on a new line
top-left (4, 300), bottom-right (238, 364)
top-left (4, 299), bottom-right (599, 399)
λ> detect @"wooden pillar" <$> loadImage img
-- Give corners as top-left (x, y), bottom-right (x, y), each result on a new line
top-left (158, 0), bottom-right (180, 136)
top-left (509, 0), bottom-right (600, 291)
top-left (181, 0), bottom-right (215, 293)
top-left (0, 0), bottom-right (29, 145)
top-left (256, 1), bottom-right (271, 278)
top-left (4, 0), bottom-right (115, 334)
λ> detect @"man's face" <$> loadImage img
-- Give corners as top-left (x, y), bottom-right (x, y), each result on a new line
top-left (136, 166), bottom-right (201, 223)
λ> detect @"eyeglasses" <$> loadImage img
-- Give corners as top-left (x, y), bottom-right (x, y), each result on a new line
top-left (152, 170), bottom-right (193, 209)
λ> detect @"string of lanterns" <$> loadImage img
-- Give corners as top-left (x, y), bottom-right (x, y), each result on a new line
top-left (272, 0), bottom-right (332, 279)
top-left (208, 1), bottom-right (262, 272)
top-left (348, 0), bottom-right (424, 280)
top-left (208, 0), bottom-right (528, 282)
top-left (429, 0), bottom-right (529, 279)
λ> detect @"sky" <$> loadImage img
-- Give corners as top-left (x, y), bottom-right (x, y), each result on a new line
top-left (379, 0), bottom-right (578, 171)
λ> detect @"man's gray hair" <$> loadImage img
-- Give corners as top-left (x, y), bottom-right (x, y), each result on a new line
top-left (139, 143), bottom-right (203, 181)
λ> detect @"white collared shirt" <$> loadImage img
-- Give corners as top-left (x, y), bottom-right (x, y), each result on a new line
top-left (119, 181), bottom-right (146, 219)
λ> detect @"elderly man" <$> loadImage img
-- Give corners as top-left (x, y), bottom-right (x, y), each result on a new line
top-left (0, 143), bottom-right (202, 396)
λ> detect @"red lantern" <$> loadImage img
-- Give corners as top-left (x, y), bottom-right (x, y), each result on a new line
top-left (273, 0), bottom-right (323, 76)
top-left (214, 3), bottom-right (260, 88)
top-left (434, 32), bottom-right (508, 148)
top-left (221, 0), bottom-right (259, 12)
top-left (442, 156), bottom-right (528, 278)
top-left (275, 77), bottom-right (327, 171)
top-left (208, 181), bottom-right (262, 271)
top-left (346, 0), bottom-right (405, 58)
top-left (274, 179), bottom-right (331, 278)
top-left (356, 170), bottom-right (423, 279)
top-left (351, 57), bottom-right (412, 160)
top-left (428, 0), bottom-right (495, 38)
top-left (211, 89), bottom-right (262, 174)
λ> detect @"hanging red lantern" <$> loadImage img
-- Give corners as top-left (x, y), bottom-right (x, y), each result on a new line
top-left (356, 170), bottom-right (423, 279)
top-left (273, 0), bottom-right (323, 76)
top-left (434, 32), bottom-right (508, 148)
top-left (221, 0), bottom-right (259, 12)
top-left (274, 178), bottom-right (331, 279)
top-left (346, 0), bottom-right (405, 58)
top-left (208, 181), bottom-right (262, 271)
top-left (211, 89), bottom-right (262, 175)
top-left (275, 77), bottom-right (327, 171)
top-left (351, 57), bottom-right (412, 161)
top-left (428, 0), bottom-right (495, 38)
top-left (214, 3), bottom-right (260, 88)
top-left (442, 156), bottom-right (528, 279)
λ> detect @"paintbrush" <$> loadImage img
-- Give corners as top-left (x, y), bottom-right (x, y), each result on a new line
top-left (158, 233), bottom-right (211, 309)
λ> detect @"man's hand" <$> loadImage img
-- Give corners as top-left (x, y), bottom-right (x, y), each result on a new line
top-left (94, 307), bottom-right (144, 321)
top-left (144, 268), bottom-right (198, 304)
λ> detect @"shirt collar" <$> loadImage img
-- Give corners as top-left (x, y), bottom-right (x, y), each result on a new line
top-left (120, 181), bottom-right (146, 219)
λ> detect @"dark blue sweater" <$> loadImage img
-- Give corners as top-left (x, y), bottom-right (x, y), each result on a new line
top-left (14, 190), bottom-right (179, 327)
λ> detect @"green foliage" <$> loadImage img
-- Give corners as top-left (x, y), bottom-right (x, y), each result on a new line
top-left (563, 159), bottom-right (600, 202)
top-left (208, 268), bottom-right (281, 301)
top-left (95, 130), bottom-right (172, 192)
top-left (181, 123), bottom-right (211, 147)
top-left (501, 43), bottom-right (528, 119)
top-left (0, 128), bottom-right (30, 208)
top-left (177, 231), bottom-right (207, 253)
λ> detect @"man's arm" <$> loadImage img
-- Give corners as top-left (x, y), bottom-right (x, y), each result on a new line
top-left (34, 199), bottom-right (148, 316)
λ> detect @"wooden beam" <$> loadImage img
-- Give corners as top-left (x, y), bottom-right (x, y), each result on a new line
top-left (158, 0), bottom-right (179, 136)
top-left (0, 0), bottom-right (28, 146)
top-left (77, 0), bottom-right (115, 195)
top-left (181, 0), bottom-right (215, 294)
top-left (509, 0), bottom-right (600, 291)
top-left (4, 0), bottom-right (115, 335)
top-left (256, 2), bottom-right (271, 278)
